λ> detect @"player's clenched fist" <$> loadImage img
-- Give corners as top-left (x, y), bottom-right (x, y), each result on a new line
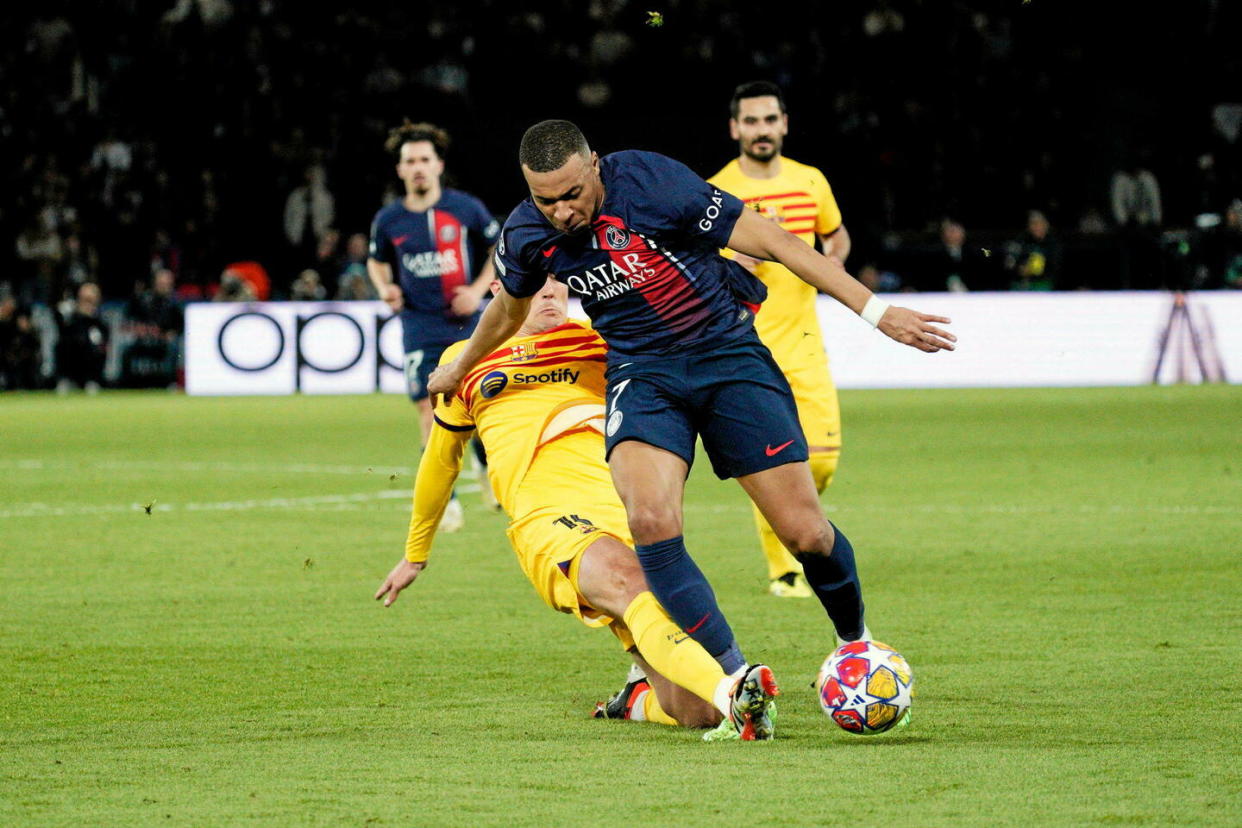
top-left (426, 361), bottom-right (465, 409)
top-left (380, 283), bottom-right (404, 312)
top-left (877, 307), bottom-right (956, 353)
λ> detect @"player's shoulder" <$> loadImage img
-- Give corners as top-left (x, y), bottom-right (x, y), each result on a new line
top-left (602, 149), bottom-right (690, 184)
top-left (782, 156), bottom-right (831, 185)
top-left (534, 320), bottom-right (608, 353)
top-left (707, 158), bottom-right (742, 186)
top-left (371, 199), bottom-right (405, 225)
top-left (500, 200), bottom-right (555, 247)
top-left (442, 187), bottom-right (488, 211)
top-left (542, 318), bottom-right (601, 340)
top-left (439, 339), bottom-right (469, 366)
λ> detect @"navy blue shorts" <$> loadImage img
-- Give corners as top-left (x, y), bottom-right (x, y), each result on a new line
top-left (401, 311), bottom-right (478, 402)
top-left (400, 327), bottom-right (450, 402)
top-left (602, 334), bottom-right (809, 480)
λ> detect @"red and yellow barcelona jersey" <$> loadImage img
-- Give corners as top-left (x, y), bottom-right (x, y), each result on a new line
top-left (709, 157), bottom-right (842, 367)
top-left (436, 320), bottom-right (610, 511)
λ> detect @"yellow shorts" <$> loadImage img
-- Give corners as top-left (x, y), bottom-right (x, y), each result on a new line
top-left (785, 355), bottom-right (842, 456)
top-left (506, 481), bottom-right (636, 651)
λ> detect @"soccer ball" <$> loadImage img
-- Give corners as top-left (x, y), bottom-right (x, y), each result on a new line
top-left (816, 640), bottom-right (914, 735)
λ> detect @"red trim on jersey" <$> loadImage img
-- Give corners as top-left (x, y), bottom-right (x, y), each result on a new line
top-left (742, 191), bottom-right (811, 203)
top-left (530, 334), bottom-right (605, 351)
top-left (593, 214), bottom-right (706, 334)
top-left (777, 202), bottom-right (817, 211)
top-left (434, 211), bottom-right (468, 306)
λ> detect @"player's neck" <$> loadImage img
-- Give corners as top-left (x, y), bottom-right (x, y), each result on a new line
top-left (737, 154), bottom-right (782, 180)
top-left (403, 183), bottom-right (442, 212)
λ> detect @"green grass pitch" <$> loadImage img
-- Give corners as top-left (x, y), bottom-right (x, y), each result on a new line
top-left (1, 385), bottom-right (1239, 826)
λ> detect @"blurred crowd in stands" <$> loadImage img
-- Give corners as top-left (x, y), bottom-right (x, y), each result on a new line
top-left (2, 0), bottom-right (1240, 390)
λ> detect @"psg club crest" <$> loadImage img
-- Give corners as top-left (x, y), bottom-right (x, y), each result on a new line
top-left (605, 226), bottom-right (630, 250)
top-left (440, 224), bottom-right (458, 243)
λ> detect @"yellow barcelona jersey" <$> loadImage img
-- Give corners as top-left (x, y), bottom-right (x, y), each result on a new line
top-left (436, 320), bottom-right (611, 514)
top-left (708, 156), bottom-right (842, 366)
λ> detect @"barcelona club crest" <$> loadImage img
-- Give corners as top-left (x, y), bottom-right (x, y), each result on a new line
top-left (510, 342), bottom-right (539, 362)
top-left (605, 225), bottom-right (630, 250)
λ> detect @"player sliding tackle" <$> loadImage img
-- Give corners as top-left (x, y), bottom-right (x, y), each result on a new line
top-left (377, 277), bottom-right (776, 739)
top-left (428, 120), bottom-right (955, 740)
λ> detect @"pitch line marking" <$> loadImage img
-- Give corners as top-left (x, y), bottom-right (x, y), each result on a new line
top-left (0, 485), bottom-right (481, 520)
top-left (0, 459), bottom-right (416, 476)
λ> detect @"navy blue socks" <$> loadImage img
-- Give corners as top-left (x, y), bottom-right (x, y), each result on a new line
top-left (797, 521), bottom-right (866, 641)
top-left (634, 535), bottom-right (746, 674)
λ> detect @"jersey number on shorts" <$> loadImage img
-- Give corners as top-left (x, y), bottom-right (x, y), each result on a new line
top-left (404, 350), bottom-right (425, 396)
top-left (553, 514), bottom-right (597, 535)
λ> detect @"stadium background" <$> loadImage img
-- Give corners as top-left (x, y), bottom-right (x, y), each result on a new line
top-left (3, 4), bottom-right (1241, 825)
top-left (4, 0), bottom-right (1241, 308)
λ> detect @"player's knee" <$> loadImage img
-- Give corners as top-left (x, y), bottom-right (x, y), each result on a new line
top-left (625, 503), bottom-right (683, 545)
top-left (784, 517), bottom-right (833, 559)
top-left (579, 540), bottom-right (647, 616)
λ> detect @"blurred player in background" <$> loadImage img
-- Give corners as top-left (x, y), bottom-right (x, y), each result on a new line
top-left (427, 121), bottom-right (954, 739)
top-left (368, 120), bottom-right (501, 529)
top-left (375, 277), bottom-right (776, 740)
top-left (709, 81), bottom-right (849, 599)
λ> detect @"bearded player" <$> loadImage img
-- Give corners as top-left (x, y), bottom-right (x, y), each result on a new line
top-left (709, 81), bottom-right (849, 598)
top-left (374, 277), bottom-right (779, 740)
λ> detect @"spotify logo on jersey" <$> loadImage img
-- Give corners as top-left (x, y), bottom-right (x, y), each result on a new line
top-left (480, 371), bottom-right (509, 398)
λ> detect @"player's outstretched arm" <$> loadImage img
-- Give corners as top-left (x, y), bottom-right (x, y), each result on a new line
top-left (727, 209), bottom-right (956, 353)
top-left (376, 420), bottom-right (472, 607)
top-left (374, 559), bottom-right (426, 607)
top-left (427, 287), bottom-right (531, 406)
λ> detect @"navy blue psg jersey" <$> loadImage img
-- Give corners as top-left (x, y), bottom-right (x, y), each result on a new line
top-left (369, 189), bottom-right (501, 345)
top-left (494, 151), bottom-right (767, 362)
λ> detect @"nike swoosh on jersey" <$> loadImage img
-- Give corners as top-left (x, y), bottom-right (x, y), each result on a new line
top-left (392, 234), bottom-right (410, 246)
top-left (765, 440), bottom-right (795, 457)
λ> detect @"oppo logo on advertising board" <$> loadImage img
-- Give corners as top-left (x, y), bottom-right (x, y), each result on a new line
top-left (187, 294), bottom-right (1242, 395)
top-left (186, 302), bottom-right (408, 395)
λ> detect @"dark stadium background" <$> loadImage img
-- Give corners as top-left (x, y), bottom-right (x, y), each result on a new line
top-left (2, 0), bottom-right (1239, 303)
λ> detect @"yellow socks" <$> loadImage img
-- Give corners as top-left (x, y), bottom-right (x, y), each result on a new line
top-left (621, 590), bottom-right (727, 711)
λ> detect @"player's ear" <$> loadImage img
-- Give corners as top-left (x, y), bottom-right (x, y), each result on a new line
top-left (729, 118), bottom-right (740, 141)
top-left (590, 151), bottom-right (600, 174)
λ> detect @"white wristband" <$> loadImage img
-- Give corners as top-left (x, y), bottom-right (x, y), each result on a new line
top-left (860, 295), bottom-right (890, 328)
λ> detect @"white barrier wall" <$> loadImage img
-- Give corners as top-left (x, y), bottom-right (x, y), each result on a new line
top-left (186, 302), bottom-right (408, 395)
top-left (186, 292), bottom-right (1242, 395)
top-left (816, 291), bottom-right (1241, 388)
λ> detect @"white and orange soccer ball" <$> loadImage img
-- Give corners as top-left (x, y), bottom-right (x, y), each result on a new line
top-left (816, 640), bottom-right (915, 735)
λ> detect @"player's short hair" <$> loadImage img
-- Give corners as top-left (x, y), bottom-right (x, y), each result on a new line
top-left (730, 81), bottom-right (786, 118)
top-left (385, 120), bottom-right (450, 161)
top-left (519, 120), bottom-right (590, 173)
